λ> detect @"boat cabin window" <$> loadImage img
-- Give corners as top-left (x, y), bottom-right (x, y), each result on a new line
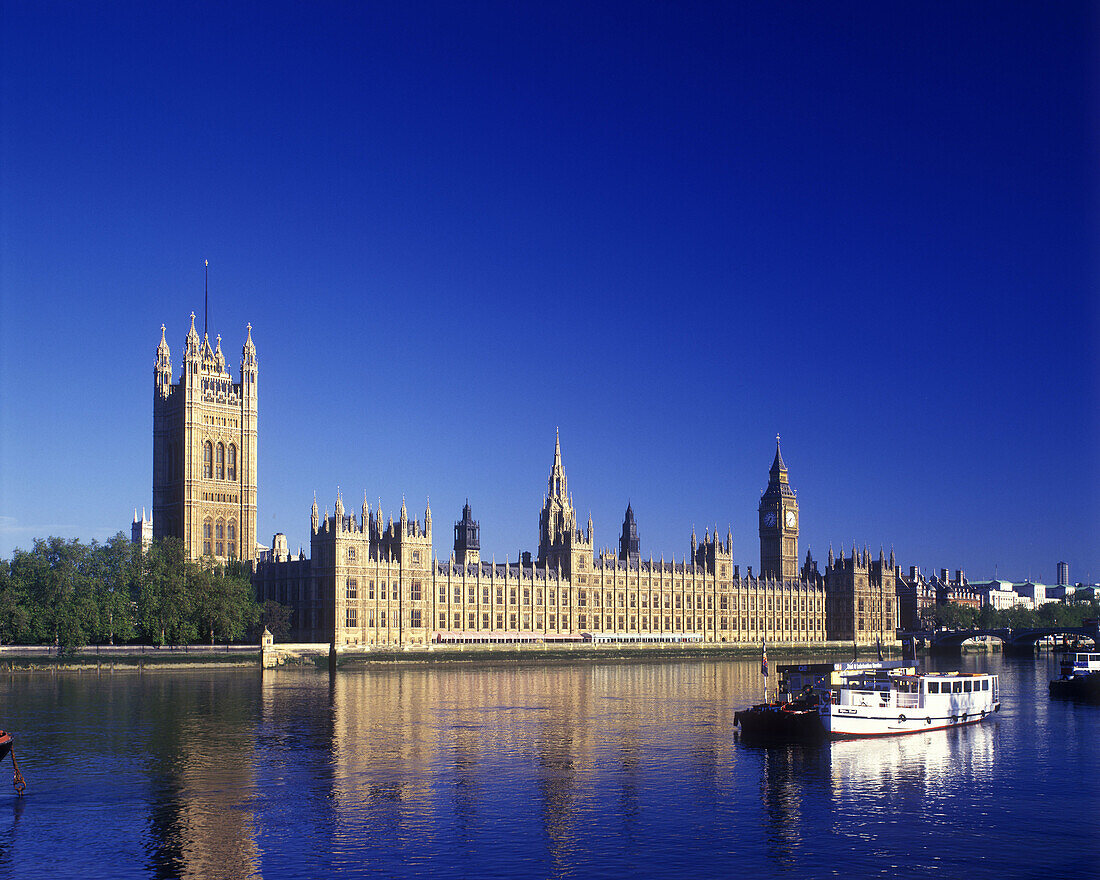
top-left (1091, 655), bottom-right (1100, 662)
top-left (982, 680), bottom-right (989, 690)
top-left (952, 682), bottom-right (962, 693)
top-left (927, 682), bottom-right (939, 694)
top-left (963, 681), bottom-right (972, 692)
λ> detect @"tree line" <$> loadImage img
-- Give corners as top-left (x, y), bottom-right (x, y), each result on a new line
top-left (931, 598), bottom-right (1099, 632)
top-left (0, 534), bottom-right (291, 650)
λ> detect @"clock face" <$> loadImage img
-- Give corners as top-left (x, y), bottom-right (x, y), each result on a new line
top-left (785, 509), bottom-right (797, 528)
top-left (763, 512), bottom-right (777, 527)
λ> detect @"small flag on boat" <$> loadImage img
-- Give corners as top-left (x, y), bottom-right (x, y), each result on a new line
top-left (761, 638), bottom-right (768, 677)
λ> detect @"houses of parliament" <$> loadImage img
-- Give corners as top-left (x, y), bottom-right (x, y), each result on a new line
top-left (146, 314), bottom-right (898, 648)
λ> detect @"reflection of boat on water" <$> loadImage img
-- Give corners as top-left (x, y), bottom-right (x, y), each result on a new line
top-left (1049, 650), bottom-right (1100, 702)
top-left (0, 730), bottom-right (26, 795)
top-left (827, 719), bottom-right (996, 793)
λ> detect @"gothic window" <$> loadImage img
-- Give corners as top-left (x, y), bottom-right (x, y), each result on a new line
top-left (227, 444), bottom-right (237, 481)
top-left (203, 519), bottom-right (212, 556)
top-left (468, 612), bottom-right (475, 629)
top-left (368, 580), bottom-right (375, 600)
top-left (453, 612), bottom-right (460, 629)
top-left (216, 443), bottom-right (225, 480)
top-left (346, 608), bottom-right (357, 628)
top-left (203, 442), bottom-right (213, 479)
top-left (215, 519), bottom-right (225, 556)
top-left (439, 585), bottom-right (447, 603)
top-left (346, 579), bottom-right (357, 599)
top-left (227, 521), bottom-right (237, 558)
top-left (439, 612), bottom-right (447, 629)
top-left (347, 547), bottom-right (356, 560)
top-left (410, 580), bottom-right (422, 601)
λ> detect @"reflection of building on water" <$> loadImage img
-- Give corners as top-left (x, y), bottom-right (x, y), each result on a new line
top-left (827, 723), bottom-right (996, 798)
top-left (144, 676), bottom-right (261, 880)
top-left (320, 662), bottom-right (749, 858)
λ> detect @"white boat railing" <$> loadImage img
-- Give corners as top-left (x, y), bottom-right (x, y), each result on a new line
top-left (897, 693), bottom-right (919, 708)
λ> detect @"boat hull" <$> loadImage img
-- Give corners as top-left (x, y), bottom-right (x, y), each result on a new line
top-left (821, 704), bottom-right (999, 738)
top-left (1049, 675), bottom-right (1100, 703)
top-left (735, 705), bottom-right (825, 742)
top-left (0, 732), bottom-right (11, 764)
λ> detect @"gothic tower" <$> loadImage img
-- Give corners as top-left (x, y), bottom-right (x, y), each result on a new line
top-left (759, 436), bottom-right (798, 581)
top-left (454, 500), bottom-right (480, 566)
top-left (618, 502), bottom-right (640, 565)
top-left (153, 314), bottom-right (258, 563)
top-left (537, 429), bottom-right (592, 576)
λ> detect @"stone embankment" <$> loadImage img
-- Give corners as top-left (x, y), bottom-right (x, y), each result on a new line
top-left (0, 644), bottom-right (258, 672)
top-left (0, 638), bottom-right (898, 671)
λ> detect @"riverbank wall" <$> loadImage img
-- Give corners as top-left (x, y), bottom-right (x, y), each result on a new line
top-left (0, 640), bottom-right (896, 672)
top-left (0, 645), bottom-right (258, 672)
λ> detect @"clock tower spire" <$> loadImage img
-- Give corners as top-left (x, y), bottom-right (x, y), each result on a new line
top-left (759, 435), bottom-right (799, 581)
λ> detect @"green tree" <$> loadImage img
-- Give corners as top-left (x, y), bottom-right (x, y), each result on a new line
top-left (0, 562), bottom-right (32, 645)
top-left (977, 604), bottom-right (1000, 630)
top-left (934, 601), bottom-right (977, 630)
top-left (12, 538), bottom-right (99, 650)
top-left (138, 537), bottom-right (196, 645)
top-left (86, 534), bottom-right (138, 644)
top-left (258, 600), bottom-right (294, 640)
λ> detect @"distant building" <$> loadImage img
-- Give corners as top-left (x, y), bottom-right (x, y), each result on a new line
top-left (896, 566), bottom-right (938, 629)
top-left (969, 579), bottom-right (1031, 610)
top-left (130, 508), bottom-right (152, 548)
top-left (1057, 561), bottom-right (1069, 586)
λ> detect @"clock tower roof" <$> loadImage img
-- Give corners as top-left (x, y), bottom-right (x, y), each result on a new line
top-left (761, 435), bottom-right (795, 502)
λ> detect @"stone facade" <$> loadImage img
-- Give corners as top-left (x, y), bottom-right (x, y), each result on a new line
top-left (152, 314), bottom-right (258, 562)
top-left (813, 544), bottom-right (897, 645)
top-left (255, 435), bottom-right (843, 647)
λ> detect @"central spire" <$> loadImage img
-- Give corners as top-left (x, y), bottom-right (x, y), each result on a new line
top-left (771, 433), bottom-right (786, 477)
top-left (548, 427), bottom-right (568, 499)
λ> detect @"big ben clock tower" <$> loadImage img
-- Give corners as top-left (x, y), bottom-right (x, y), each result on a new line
top-left (759, 435), bottom-right (799, 580)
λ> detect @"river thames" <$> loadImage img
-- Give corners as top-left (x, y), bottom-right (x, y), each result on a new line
top-left (0, 652), bottom-right (1095, 879)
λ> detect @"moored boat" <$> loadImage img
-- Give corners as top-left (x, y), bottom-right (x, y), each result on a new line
top-left (0, 731), bottom-right (11, 764)
top-left (819, 667), bottom-right (1000, 737)
top-left (1049, 650), bottom-right (1100, 702)
top-left (735, 660), bottom-right (897, 742)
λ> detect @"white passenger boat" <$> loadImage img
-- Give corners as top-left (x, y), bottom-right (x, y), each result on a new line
top-left (818, 664), bottom-right (1000, 738)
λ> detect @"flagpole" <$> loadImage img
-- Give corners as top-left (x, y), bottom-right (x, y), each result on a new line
top-left (204, 259), bottom-right (209, 337)
top-left (761, 637), bottom-right (768, 703)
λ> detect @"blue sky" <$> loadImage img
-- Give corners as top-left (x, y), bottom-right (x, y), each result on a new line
top-left (1, 2), bottom-right (1096, 583)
